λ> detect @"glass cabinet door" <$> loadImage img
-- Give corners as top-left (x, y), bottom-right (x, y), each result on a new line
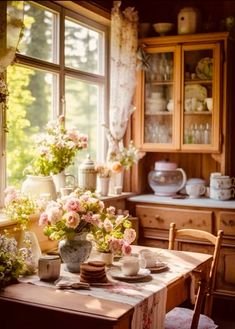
top-left (142, 48), bottom-right (179, 150)
top-left (182, 44), bottom-right (221, 151)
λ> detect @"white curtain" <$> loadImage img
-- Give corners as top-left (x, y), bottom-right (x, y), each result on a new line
top-left (106, 1), bottom-right (138, 161)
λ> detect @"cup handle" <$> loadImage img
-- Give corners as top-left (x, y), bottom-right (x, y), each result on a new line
top-left (139, 257), bottom-right (146, 269)
top-left (231, 177), bottom-right (235, 187)
top-left (200, 186), bottom-right (206, 195)
top-left (231, 188), bottom-right (235, 198)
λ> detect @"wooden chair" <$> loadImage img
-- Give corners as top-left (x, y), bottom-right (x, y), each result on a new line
top-left (165, 222), bottom-right (224, 329)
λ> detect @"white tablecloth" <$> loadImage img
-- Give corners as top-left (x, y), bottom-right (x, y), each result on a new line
top-left (20, 247), bottom-right (211, 329)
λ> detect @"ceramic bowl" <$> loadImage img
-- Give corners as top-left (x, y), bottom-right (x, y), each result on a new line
top-left (153, 23), bottom-right (174, 35)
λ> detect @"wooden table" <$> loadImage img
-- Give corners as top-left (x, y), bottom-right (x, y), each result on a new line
top-left (0, 246), bottom-right (212, 329)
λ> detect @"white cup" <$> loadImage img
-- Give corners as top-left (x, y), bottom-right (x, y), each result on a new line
top-left (186, 184), bottom-right (206, 198)
top-left (120, 256), bottom-right (146, 276)
top-left (205, 97), bottom-right (213, 111)
top-left (210, 187), bottom-right (235, 201)
top-left (210, 176), bottom-right (235, 189)
top-left (38, 255), bottom-right (61, 281)
top-left (139, 250), bottom-right (159, 268)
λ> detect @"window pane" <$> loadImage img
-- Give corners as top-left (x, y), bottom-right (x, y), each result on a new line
top-left (18, 2), bottom-right (57, 63)
top-left (6, 65), bottom-right (57, 187)
top-left (65, 77), bottom-right (100, 179)
top-left (65, 18), bottom-right (103, 74)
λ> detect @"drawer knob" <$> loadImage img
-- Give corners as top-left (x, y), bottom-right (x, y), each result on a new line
top-left (154, 215), bottom-right (164, 222)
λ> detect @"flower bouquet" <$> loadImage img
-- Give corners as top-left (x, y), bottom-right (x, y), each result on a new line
top-left (25, 115), bottom-right (88, 176)
top-left (109, 140), bottom-right (141, 171)
top-left (39, 190), bottom-right (105, 241)
top-left (0, 234), bottom-right (25, 290)
top-left (87, 206), bottom-right (136, 256)
top-left (4, 187), bottom-right (39, 231)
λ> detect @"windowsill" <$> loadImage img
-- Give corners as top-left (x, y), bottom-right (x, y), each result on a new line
top-left (0, 192), bottom-right (136, 227)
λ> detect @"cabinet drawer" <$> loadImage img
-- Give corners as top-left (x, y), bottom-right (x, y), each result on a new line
top-left (218, 212), bottom-right (235, 236)
top-left (136, 205), bottom-right (212, 232)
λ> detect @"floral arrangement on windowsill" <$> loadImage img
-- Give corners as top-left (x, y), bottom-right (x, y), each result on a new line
top-left (108, 140), bottom-right (142, 172)
top-left (3, 187), bottom-right (39, 231)
top-left (87, 206), bottom-right (136, 255)
top-left (95, 163), bottom-right (111, 178)
top-left (24, 115), bottom-right (88, 176)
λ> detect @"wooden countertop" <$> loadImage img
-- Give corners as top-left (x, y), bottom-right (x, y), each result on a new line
top-left (128, 194), bottom-right (235, 209)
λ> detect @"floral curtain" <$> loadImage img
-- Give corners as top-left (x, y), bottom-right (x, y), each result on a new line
top-left (106, 1), bottom-right (138, 161)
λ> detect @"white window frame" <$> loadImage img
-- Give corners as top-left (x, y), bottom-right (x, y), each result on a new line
top-left (0, 1), bottom-right (110, 208)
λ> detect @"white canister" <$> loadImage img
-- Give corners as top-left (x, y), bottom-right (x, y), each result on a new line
top-left (78, 154), bottom-right (97, 191)
top-left (178, 7), bottom-right (201, 34)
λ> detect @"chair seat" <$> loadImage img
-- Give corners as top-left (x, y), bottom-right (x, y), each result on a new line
top-left (165, 307), bottom-right (218, 329)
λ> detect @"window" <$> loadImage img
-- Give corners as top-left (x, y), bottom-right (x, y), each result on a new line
top-left (0, 1), bottom-right (109, 206)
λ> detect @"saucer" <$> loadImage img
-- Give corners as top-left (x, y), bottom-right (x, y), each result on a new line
top-left (148, 262), bottom-right (169, 273)
top-left (109, 268), bottom-right (151, 282)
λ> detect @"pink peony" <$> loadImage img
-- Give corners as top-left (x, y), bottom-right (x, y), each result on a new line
top-left (106, 206), bottom-right (116, 215)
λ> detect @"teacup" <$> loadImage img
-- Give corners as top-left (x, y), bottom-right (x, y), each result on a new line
top-left (139, 250), bottom-right (159, 268)
top-left (38, 255), bottom-right (61, 281)
top-left (120, 256), bottom-right (146, 276)
top-left (210, 176), bottom-right (235, 189)
top-left (210, 187), bottom-right (235, 201)
top-left (186, 184), bottom-right (206, 198)
top-left (205, 97), bottom-right (213, 111)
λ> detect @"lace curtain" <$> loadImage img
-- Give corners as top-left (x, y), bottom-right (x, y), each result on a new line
top-left (106, 1), bottom-right (138, 160)
top-left (0, 1), bottom-right (24, 73)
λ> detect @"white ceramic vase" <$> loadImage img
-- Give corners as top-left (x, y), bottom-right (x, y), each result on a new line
top-left (97, 176), bottom-right (110, 196)
top-left (109, 170), bottom-right (124, 195)
top-left (21, 175), bottom-right (57, 200)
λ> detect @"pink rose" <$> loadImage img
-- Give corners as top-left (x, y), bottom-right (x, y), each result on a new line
top-left (122, 242), bottom-right (132, 256)
top-left (106, 206), bottom-right (116, 215)
top-left (108, 237), bottom-right (122, 253)
top-left (47, 206), bottom-right (63, 224)
top-left (64, 197), bottom-right (81, 212)
top-left (64, 211), bottom-right (80, 228)
top-left (123, 228), bottom-right (136, 244)
top-left (39, 212), bottom-right (48, 226)
top-left (103, 218), bottom-right (113, 232)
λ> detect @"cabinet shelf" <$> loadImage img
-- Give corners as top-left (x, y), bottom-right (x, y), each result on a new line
top-left (149, 81), bottom-right (173, 86)
top-left (185, 79), bottom-right (212, 85)
top-left (184, 111), bottom-right (212, 115)
top-left (145, 111), bottom-right (172, 115)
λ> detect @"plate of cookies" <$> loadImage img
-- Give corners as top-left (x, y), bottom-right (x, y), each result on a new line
top-left (108, 268), bottom-right (151, 282)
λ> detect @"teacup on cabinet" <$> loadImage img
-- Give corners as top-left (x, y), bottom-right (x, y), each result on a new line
top-left (210, 188), bottom-right (235, 201)
top-left (186, 184), bottom-right (206, 198)
top-left (210, 176), bottom-right (235, 189)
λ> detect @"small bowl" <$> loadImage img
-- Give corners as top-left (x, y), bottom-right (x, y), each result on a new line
top-left (153, 23), bottom-right (174, 36)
